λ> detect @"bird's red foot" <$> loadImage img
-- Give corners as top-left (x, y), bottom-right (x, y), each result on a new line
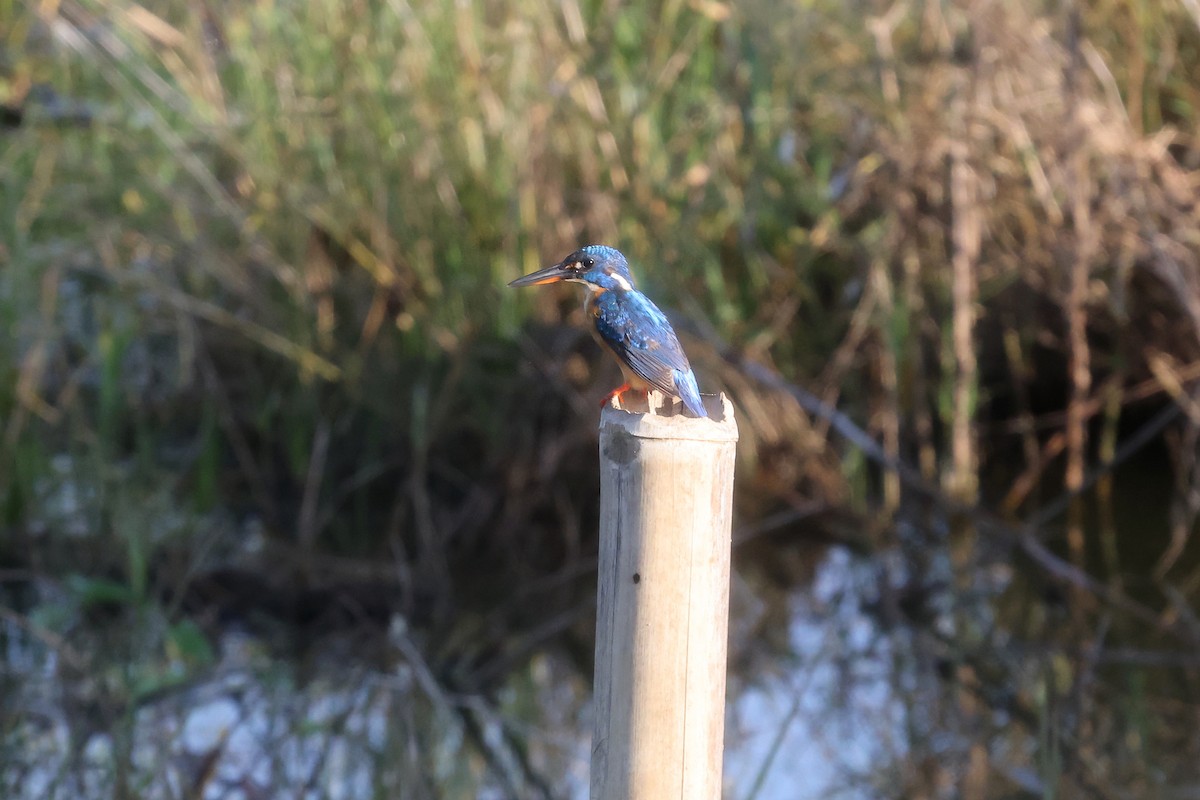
top-left (600, 383), bottom-right (633, 409)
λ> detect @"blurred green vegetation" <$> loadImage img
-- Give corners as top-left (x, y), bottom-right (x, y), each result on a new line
top-left (3, 0), bottom-right (1200, 796)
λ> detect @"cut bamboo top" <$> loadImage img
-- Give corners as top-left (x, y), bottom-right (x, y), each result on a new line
top-left (601, 391), bottom-right (738, 442)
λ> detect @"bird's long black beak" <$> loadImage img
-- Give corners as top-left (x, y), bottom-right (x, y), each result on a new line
top-left (508, 262), bottom-right (569, 287)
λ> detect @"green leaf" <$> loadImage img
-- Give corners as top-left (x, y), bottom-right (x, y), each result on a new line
top-left (167, 619), bottom-right (215, 666)
top-left (65, 574), bottom-right (137, 608)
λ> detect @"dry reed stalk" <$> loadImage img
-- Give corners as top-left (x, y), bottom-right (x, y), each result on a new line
top-left (1064, 3), bottom-right (1095, 581)
top-left (949, 141), bottom-right (979, 506)
top-left (947, 58), bottom-right (987, 798)
top-left (873, 261), bottom-right (902, 514)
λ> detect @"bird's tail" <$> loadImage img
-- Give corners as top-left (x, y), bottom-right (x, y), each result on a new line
top-left (673, 369), bottom-right (708, 418)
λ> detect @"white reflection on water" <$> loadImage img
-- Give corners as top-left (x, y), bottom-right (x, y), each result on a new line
top-left (3, 546), bottom-right (915, 799)
top-left (725, 545), bottom-right (906, 799)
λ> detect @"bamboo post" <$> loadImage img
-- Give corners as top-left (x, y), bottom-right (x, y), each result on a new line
top-left (591, 391), bottom-right (738, 800)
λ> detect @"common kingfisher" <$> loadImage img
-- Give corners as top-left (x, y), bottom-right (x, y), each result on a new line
top-left (509, 245), bottom-right (708, 418)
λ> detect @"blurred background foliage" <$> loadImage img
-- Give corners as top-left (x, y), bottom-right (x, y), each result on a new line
top-left (3, 0), bottom-right (1200, 796)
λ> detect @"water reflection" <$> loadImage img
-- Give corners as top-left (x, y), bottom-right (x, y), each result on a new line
top-left (5, 508), bottom-right (1194, 798)
top-left (728, 545), bottom-right (906, 799)
top-left (5, 544), bottom-right (915, 799)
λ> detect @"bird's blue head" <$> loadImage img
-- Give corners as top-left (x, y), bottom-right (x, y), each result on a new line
top-left (508, 244), bottom-right (637, 293)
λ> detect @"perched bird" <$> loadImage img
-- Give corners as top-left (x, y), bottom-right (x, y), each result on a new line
top-left (509, 245), bottom-right (708, 418)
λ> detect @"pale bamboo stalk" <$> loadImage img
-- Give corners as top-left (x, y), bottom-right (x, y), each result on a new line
top-left (591, 392), bottom-right (738, 800)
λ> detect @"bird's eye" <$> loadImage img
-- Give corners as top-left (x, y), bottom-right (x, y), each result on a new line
top-left (582, 257), bottom-right (595, 268)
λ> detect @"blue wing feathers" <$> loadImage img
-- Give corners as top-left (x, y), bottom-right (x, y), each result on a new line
top-left (591, 289), bottom-right (707, 417)
top-left (673, 367), bottom-right (708, 418)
